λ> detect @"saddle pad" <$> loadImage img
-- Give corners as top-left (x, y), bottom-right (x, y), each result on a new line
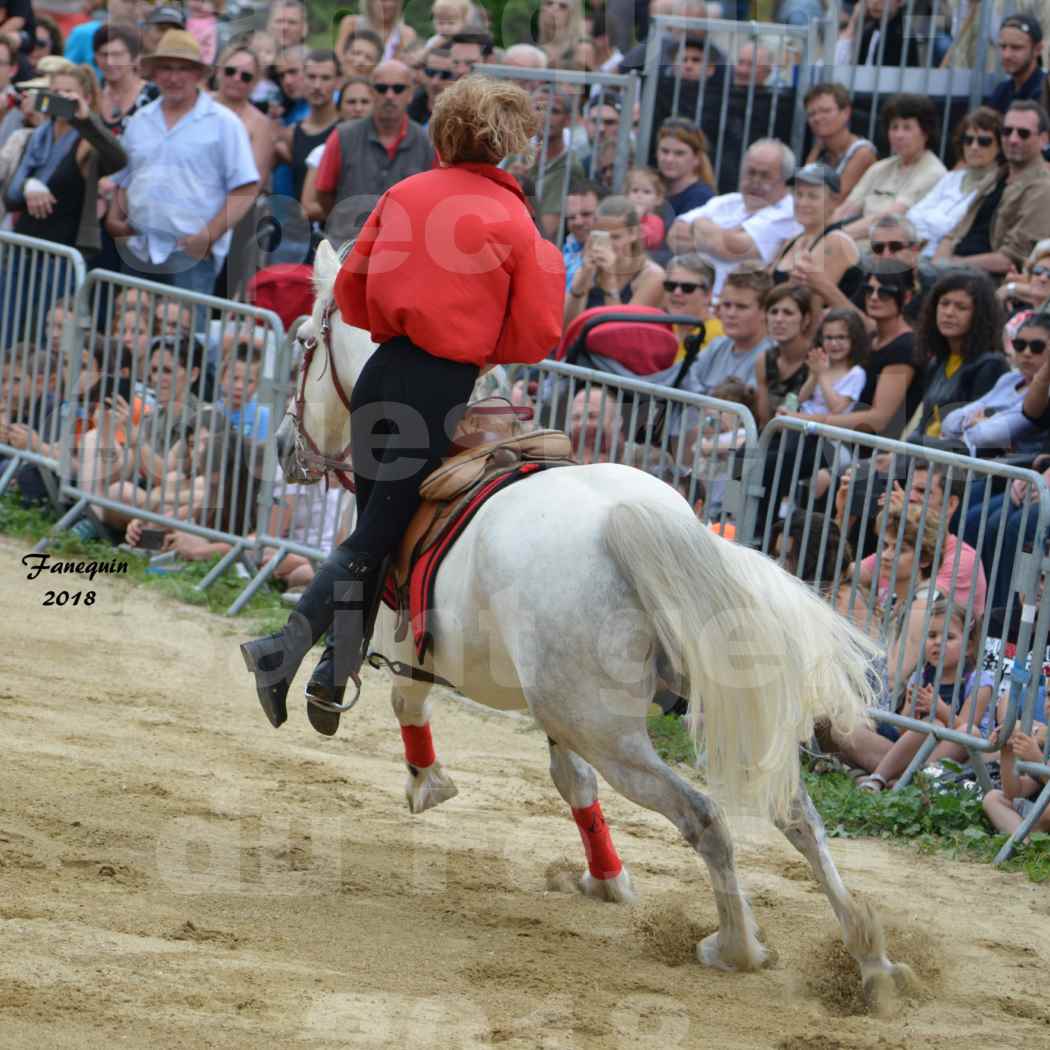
top-left (382, 462), bottom-right (551, 662)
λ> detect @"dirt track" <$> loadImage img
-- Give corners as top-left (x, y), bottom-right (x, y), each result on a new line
top-left (1, 536), bottom-right (1049, 1050)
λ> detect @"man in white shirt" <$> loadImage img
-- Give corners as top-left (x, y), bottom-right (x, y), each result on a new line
top-left (106, 30), bottom-right (260, 298)
top-left (667, 138), bottom-right (801, 297)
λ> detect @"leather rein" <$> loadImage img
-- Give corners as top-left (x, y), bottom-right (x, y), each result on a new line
top-left (288, 297), bottom-right (356, 492)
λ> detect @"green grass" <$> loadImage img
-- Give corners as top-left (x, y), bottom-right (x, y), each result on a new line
top-left (0, 492), bottom-right (288, 635)
top-left (646, 710), bottom-right (1050, 883)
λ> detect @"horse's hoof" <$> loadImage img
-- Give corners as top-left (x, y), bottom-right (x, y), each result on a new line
top-left (697, 931), bottom-right (772, 972)
top-left (405, 761), bottom-right (458, 814)
top-left (863, 971), bottom-right (899, 1018)
top-left (579, 867), bottom-right (637, 903)
top-left (891, 962), bottom-right (920, 996)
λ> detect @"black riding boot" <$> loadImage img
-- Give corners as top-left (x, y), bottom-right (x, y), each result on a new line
top-left (305, 556), bottom-right (386, 736)
top-left (240, 548), bottom-right (377, 728)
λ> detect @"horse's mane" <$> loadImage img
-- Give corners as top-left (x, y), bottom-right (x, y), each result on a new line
top-left (312, 238), bottom-right (349, 303)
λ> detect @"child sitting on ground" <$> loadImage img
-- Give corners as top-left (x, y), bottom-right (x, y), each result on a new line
top-left (982, 723), bottom-right (1049, 837)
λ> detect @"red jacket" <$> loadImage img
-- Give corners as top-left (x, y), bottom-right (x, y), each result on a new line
top-left (333, 164), bottom-right (564, 367)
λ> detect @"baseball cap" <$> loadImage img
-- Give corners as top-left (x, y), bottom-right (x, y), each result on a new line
top-left (1001, 13), bottom-right (1043, 43)
top-left (146, 5), bottom-right (187, 27)
top-left (788, 162), bottom-right (841, 194)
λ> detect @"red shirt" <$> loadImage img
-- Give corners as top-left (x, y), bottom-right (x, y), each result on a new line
top-left (334, 164), bottom-right (565, 367)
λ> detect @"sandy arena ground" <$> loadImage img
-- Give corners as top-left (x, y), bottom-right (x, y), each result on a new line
top-left (2, 536), bottom-right (1049, 1050)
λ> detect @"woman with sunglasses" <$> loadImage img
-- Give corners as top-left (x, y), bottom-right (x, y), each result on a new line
top-left (94, 24), bottom-right (158, 135)
top-left (913, 271), bottom-right (1007, 438)
top-left (907, 107), bottom-right (1003, 260)
top-left (661, 254), bottom-right (723, 360)
top-left (998, 239), bottom-right (1050, 318)
top-left (213, 44), bottom-right (274, 188)
top-left (241, 75), bottom-right (564, 735)
top-left (940, 314), bottom-right (1048, 455)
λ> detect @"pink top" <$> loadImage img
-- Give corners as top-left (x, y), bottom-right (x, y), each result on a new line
top-left (861, 532), bottom-right (987, 616)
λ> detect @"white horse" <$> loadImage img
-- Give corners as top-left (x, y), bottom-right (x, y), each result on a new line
top-left (274, 240), bottom-right (916, 1008)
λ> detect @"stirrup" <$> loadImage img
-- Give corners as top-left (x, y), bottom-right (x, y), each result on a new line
top-left (307, 671), bottom-right (364, 714)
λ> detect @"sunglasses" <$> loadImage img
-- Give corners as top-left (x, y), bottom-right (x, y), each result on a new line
top-left (223, 66), bottom-right (254, 83)
top-left (34, 36), bottom-right (50, 49)
top-left (870, 240), bottom-right (908, 255)
top-left (1013, 337), bottom-right (1048, 354)
top-left (962, 133), bottom-right (995, 148)
top-left (663, 280), bottom-right (708, 294)
top-left (864, 284), bottom-right (897, 300)
top-left (424, 66), bottom-right (453, 80)
top-left (1004, 125), bottom-right (1034, 139)
top-left (1031, 265), bottom-right (1050, 278)
top-left (373, 83), bottom-right (409, 94)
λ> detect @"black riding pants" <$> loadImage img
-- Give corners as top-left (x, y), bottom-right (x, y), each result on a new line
top-left (340, 336), bottom-right (480, 560)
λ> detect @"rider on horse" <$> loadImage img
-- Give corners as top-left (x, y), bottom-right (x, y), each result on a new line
top-left (241, 74), bottom-right (565, 735)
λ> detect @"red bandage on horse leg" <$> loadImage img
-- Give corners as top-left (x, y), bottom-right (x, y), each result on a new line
top-left (400, 723), bottom-right (436, 769)
top-left (571, 801), bottom-right (623, 880)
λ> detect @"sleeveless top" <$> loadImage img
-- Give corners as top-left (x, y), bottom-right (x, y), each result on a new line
top-left (764, 344), bottom-right (810, 402)
top-left (292, 119), bottom-right (337, 200)
top-left (772, 227), bottom-right (864, 301)
top-left (15, 141), bottom-right (85, 247)
top-left (816, 136), bottom-right (876, 176)
top-left (585, 276), bottom-right (635, 311)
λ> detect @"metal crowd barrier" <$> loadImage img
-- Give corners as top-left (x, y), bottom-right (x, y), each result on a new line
top-left (822, 0), bottom-right (1000, 167)
top-left (34, 270), bottom-right (285, 596)
top-left (636, 14), bottom-right (822, 192)
top-left (506, 358), bottom-right (761, 539)
top-left (475, 64), bottom-right (639, 247)
top-left (753, 415), bottom-right (1050, 860)
top-left (0, 232), bottom-right (87, 507)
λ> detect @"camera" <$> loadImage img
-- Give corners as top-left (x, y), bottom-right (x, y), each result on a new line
top-left (33, 90), bottom-right (77, 121)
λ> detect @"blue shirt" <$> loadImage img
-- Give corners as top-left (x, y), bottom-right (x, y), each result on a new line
top-left (987, 67), bottom-right (1047, 114)
top-left (114, 90), bottom-right (259, 267)
top-left (64, 20), bottom-right (102, 74)
top-left (217, 398), bottom-right (271, 441)
top-left (667, 181), bottom-right (714, 216)
top-left (563, 234), bottom-right (583, 290)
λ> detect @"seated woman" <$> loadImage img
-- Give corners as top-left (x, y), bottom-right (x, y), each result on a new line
top-left (907, 107), bottom-right (1003, 260)
top-left (661, 254), bottom-right (723, 361)
top-left (564, 195), bottom-right (665, 324)
top-left (856, 592), bottom-right (996, 792)
top-left (940, 312), bottom-right (1050, 455)
top-left (913, 271), bottom-right (1008, 438)
top-left (654, 116), bottom-right (715, 218)
top-left (831, 93), bottom-right (946, 248)
top-left (802, 81), bottom-right (877, 203)
top-left (998, 239), bottom-right (1050, 324)
top-left (770, 162), bottom-right (862, 315)
top-left (754, 284), bottom-right (815, 428)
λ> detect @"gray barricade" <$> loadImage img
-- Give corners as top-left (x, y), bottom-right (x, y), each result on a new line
top-left (822, 0), bottom-right (999, 167)
top-left (37, 270), bottom-right (284, 595)
top-left (475, 64), bottom-right (639, 246)
top-left (0, 232), bottom-right (87, 508)
top-left (636, 15), bottom-right (821, 192)
top-left (227, 317), bottom-right (357, 616)
top-left (507, 358), bottom-right (760, 536)
top-left (751, 416), bottom-right (1050, 859)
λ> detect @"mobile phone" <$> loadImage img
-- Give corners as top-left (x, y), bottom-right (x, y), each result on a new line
top-left (137, 527), bottom-right (168, 551)
top-left (589, 229), bottom-right (611, 249)
top-left (33, 90), bottom-right (77, 121)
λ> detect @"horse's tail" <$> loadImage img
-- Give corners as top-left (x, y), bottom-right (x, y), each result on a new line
top-left (603, 502), bottom-right (879, 824)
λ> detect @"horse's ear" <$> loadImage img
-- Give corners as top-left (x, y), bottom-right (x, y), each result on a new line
top-left (314, 239), bottom-right (339, 292)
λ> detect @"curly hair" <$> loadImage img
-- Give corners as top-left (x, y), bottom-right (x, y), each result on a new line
top-left (918, 271), bottom-right (1003, 364)
top-left (430, 74), bottom-right (537, 166)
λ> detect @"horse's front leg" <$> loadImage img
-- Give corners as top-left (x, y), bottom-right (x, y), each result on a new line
top-left (390, 680), bottom-right (458, 814)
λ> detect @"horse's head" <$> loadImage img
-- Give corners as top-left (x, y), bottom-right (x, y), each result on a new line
top-left (277, 239), bottom-right (375, 485)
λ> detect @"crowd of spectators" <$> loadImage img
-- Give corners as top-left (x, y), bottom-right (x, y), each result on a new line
top-left (1, 0), bottom-right (1049, 832)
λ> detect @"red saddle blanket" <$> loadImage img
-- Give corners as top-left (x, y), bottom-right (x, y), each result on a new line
top-left (382, 462), bottom-right (552, 662)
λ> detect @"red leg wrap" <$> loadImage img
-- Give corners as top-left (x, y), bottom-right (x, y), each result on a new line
top-left (400, 723), bottom-right (436, 769)
top-left (571, 801), bottom-right (623, 880)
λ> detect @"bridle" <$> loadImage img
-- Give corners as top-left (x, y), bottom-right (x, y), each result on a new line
top-left (287, 297), bottom-right (356, 492)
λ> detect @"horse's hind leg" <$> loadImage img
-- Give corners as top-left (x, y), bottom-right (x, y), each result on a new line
top-left (390, 680), bottom-right (458, 814)
top-left (573, 730), bottom-right (768, 972)
top-left (547, 739), bottom-right (636, 903)
top-left (775, 785), bottom-right (918, 1015)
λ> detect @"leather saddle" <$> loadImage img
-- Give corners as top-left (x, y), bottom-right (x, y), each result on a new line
top-left (386, 398), bottom-right (574, 636)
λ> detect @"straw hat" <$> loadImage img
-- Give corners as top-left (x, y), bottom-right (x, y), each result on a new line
top-left (16, 55), bottom-right (75, 89)
top-left (141, 29), bottom-right (209, 72)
